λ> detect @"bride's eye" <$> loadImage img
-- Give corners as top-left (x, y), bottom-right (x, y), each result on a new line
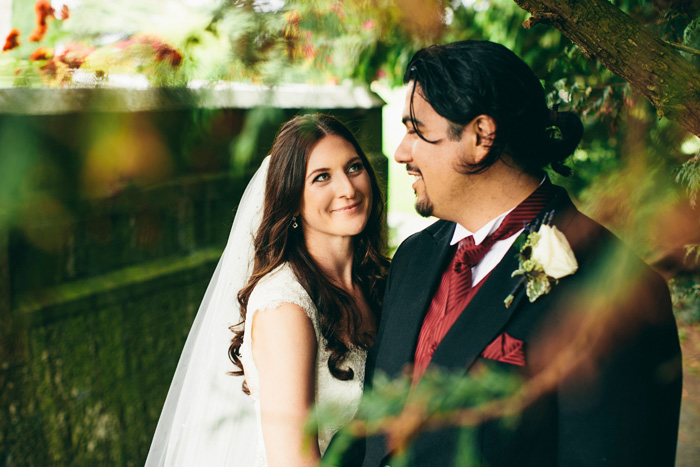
top-left (313, 173), bottom-right (330, 183)
top-left (347, 162), bottom-right (364, 174)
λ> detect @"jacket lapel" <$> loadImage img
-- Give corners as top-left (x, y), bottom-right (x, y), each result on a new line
top-left (370, 220), bottom-right (455, 379)
top-left (429, 187), bottom-right (576, 373)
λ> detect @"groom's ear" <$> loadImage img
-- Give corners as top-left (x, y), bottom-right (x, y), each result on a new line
top-left (465, 115), bottom-right (497, 164)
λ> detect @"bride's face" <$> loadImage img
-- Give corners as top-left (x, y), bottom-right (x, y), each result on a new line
top-left (298, 134), bottom-right (373, 241)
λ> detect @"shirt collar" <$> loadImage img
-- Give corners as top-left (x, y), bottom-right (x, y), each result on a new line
top-left (450, 209), bottom-right (512, 246)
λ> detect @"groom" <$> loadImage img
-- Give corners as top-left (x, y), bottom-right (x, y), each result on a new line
top-left (326, 41), bottom-right (682, 466)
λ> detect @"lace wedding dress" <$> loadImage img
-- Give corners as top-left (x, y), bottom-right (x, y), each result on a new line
top-left (242, 263), bottom-right (367, 466)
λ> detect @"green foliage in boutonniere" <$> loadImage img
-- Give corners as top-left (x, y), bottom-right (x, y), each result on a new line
top-left (504, 212), bottom-right (578, 307)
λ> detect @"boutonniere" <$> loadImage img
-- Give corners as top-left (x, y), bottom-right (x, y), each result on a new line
top-left (504, 212), bottom-right (578, 308)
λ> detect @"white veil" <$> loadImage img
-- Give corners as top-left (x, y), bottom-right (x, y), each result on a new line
top-left (145, 157), bottom-right (270, 467)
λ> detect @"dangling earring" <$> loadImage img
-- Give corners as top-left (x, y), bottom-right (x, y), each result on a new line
top-left (292, 216), bottom-right (299, 229)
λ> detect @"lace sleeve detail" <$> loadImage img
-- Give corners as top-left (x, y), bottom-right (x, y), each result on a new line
top-left (241, 264), bottom-right (319, 397)
top-left (247, 265), bottom-right (316, 321)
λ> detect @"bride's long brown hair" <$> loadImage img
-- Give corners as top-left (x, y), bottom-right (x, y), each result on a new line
top-left (229, 114), bottom-right (389, 393)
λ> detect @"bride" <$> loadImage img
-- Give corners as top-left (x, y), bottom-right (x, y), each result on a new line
top-left (146, 114), bottom-right (389, 466)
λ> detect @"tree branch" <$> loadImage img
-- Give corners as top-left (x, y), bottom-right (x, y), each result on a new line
top-left (514, 0), bottom-right (700, 137)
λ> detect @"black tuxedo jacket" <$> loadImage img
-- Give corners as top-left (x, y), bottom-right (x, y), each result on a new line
top-left (326, 186), bottom-right (682, 466)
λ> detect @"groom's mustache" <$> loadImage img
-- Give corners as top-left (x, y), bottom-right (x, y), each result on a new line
top-left (406, 165), bottom-right (422, 176)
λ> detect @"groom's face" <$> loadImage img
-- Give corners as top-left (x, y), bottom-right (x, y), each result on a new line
top-left (395, 81), bottom-right (474, 222)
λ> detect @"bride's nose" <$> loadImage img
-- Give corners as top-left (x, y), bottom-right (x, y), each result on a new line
top-left (335, 173), bottom-right (356, 198)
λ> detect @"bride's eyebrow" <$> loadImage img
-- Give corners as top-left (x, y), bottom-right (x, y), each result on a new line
top-left (306, 167), bottom-right (330, 181)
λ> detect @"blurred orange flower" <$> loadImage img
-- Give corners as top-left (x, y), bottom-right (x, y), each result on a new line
top-left (30, 47), bottom-right (52, 61)
top-left (61, 4), bottom-right (70, 20)
top-left (29, 23), bottom-right (48, 42)
top-left (35, 0), bottom-right (55, 27)
top-left (2, 28), bottom-right (20, 52)
top-left (29, 0), bottom-right (56, 42)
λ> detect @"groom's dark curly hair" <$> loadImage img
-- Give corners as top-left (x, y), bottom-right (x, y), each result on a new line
top-left (404, 40), bottom-right (583, 177)
top-left (229, 113), bottom-right (389, 393)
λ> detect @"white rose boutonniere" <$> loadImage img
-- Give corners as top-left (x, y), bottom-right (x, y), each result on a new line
top-left (531, 225), bottom-right (578, 279)
top-left (504, 213), bottom-right (578, 308)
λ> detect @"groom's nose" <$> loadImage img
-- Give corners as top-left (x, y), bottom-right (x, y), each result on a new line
top-left (394, 133), bottom-right (412, 165)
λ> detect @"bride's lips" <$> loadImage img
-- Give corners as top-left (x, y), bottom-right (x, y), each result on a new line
top-left (333, 200), bottom-right (362, 213)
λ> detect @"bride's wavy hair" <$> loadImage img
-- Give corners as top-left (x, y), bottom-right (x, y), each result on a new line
top-left (229, 113), bottom-right (389, 393)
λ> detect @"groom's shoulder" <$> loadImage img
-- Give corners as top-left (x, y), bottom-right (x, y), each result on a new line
top-left (560, 206), bottom-right (670, 300)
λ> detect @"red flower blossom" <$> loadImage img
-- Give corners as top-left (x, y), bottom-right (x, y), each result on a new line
top-left (362, 19), bottom-right (375, 31)
top-left (60, 4), bottom-right (70, 20)
top-left (286, 10), bottom-right (301, 25)
top-left (30, 47), bottom-right (52, 61)
top-left (115, 34), bottom-right (184, 67)
top-left (2, 28), bottom-right (20, 52)
top-left (155, 44), bottom-right (183, 67)
top-left (328, 2), bottom-right (344, 19)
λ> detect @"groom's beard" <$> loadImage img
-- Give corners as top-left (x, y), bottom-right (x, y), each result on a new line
top-left (408, 164), bottom-right (433, 217)
top-left (415, 195), bottom-right (433, 218)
